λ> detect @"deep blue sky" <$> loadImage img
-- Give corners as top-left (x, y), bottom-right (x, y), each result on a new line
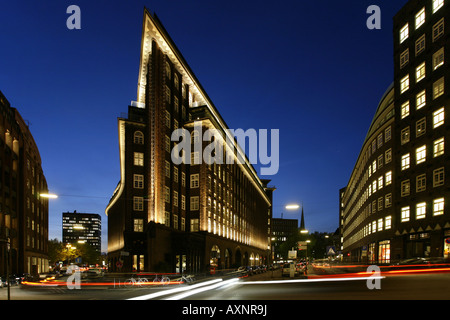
top-left (0, 0), bottom-right (408, 252)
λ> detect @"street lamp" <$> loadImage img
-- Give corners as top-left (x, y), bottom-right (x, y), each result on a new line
top-left (285, 204), bottom-right (300, 210)
top-left (40, 193), bottom-right (58, 199)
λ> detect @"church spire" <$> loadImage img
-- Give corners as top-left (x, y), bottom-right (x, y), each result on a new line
top-left (300, 207), bottom-right (306, 231)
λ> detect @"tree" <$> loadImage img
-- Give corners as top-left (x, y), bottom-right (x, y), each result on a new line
top-left (47, 239), bottom-right (101, 266)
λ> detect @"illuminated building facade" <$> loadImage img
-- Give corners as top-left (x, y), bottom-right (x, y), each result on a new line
top-left (341, 0), bottom-right (450, 263)
top-left (106, 9), bottom-right (274, 273)
top-left (0, 90), bottom-right (49, 276)
top-left (62, 211), bottom-right (101, 253)
top-left (271, 218), bottom-right (298, 262)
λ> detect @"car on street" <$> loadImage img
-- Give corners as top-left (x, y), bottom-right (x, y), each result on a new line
top-left (281, 262), bottom-right (306, 277)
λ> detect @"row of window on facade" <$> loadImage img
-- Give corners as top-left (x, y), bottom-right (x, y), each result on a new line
top-left (401, 198), bottom-right (445, 222)
top-left (399, 1), bottom-right (444, 45)
top-left (400, 142), bottom-right (445, 170)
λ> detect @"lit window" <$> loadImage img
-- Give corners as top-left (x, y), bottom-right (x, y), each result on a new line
top-left (416, 174), bottom-right (426, 192)
top-left (190, 218), bottom-right (199, 232)
top-left (385, 171), bottom-right (392, 185)
top-left (191, 151), bottom-right (200, 165)
top-left (401, 180), bottom-right (410, 197)
top-left (433, 107), bottom-right (445, 128)
top-left (416, 8), bottom-right (426, 29)
top-left (416, 90), bottom-right (426, 109)
top-left (416, 62), bottom-right (426, 82)
top-left (433, 137), bottom-right (445, 157)
top-left (372, 180), bottom-right (377, 193)
top-left (165, 161), bottom-right (171, 178)
top-left (385, 126), bottom-right (392, 142)
top-left (400, 75), bottom-right (410, 93)
top-left (134, 131), bottom-right (144, 144)
top-left (401, 101), bottom-right (410, 118)
top-left (433, 0), bottom-right (444, 13)
top-left (134, 152), bottom-right (144, 166)
top-left (377, 133), bottom-right (383, 148)
top-left (378, 154), bottom-right (383, 168)
top-left (378, 176), bottom-right (384, 189)
top-left (134, 219), bottom-right (144, 232)
top-left (190, 196), bottom-right (199, 211)
top-left (165, 135), bottom-right (171, 152)
top-left (416, 202), bottom-right (427, 219)
top-left (163, 187), bottom-right (171, 204)
top-left (400, 23), bottom-right (409, 43)
top-left (133, 197), bottom-right (144, 211)
top-left (165, 86), bottom-right (171, 103)
top-left (401, 206), bottom-right (410, 222)
top-left (416, 118), bottom-right (426, 137)
top-left (385, 194), bottom-right (392, 208)
top-left (174, 167), bottom-right (179, 183)
top-left (433, 77), bottom-right (445, 99)
top-left (173, 215), bottom-right (178, 229)
top-left (432, 18), bottom-right (445, 42)
top-left (372, 160), bottom-right (377, 173)
top-left (173, 191), bottom-right (178, 207)
top-left (433, 167), bottom-right (445, 187)
top-left (133, 174), bottom-right (144, 189)
top-left (165, 110), bottom-right (171, 128)
top-left (416, 145), bottom-right (427, 164)
top-left (401, 127), bottom-right (410, 145)
top-left (190, 174), bottom-right (199, 188)
top-left (385, 216), bottom-right (392, 229)
top-left (415, 35), bottom-right (426, 55)
top-left (433, 198), bottom-right (444, 216)
top-left (165, 212), bottom-right (170, 227)
top-left (181, 195), bottom-right (186, 210)
top-left (378, 218), bottom-right (383, 232)
top-left (401, 153), bottom-right (410, 170)
top-left (400, 49), bottom-right (409, 68)
top-left (385, 149), bottom-right (392, 163)
top-left (433, 48), bottom-right (445, 70)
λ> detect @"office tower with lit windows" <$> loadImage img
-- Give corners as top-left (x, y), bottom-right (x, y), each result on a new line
top-left (340, 85), bottom-right (396, 263)
top-left (393, 0), bottom-right (449, 260)
top-left (0, 90), bottom-right (49, 276)
top-left (62, 211), bottom-right (101, 253)
top-left (341, 0), bottom-right (450, 263)
top-left (106, 9), bottom-right (274, 273)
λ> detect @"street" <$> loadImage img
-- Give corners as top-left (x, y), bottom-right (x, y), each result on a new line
top-left (2, 266), bottom-right (450, 301)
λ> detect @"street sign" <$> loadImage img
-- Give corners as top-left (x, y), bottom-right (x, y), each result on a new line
top-left (288, 250), bottom-right (297, 259)
top-left (298, 241), bottom-right (308, 250)
top-left (326, 246), bottom-right (336, 256)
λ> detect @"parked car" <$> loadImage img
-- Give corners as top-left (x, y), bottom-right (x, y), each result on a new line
top-left (282, 262), bottom-right (305, 277)
top-left (236, 266), bottom-right (248, 276)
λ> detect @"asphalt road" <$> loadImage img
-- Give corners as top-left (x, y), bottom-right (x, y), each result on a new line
top-left (2, 267), bottom-right (450, 301)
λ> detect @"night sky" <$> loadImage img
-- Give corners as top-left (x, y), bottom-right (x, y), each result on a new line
top-left (0, 0), bottom-right (409, 252)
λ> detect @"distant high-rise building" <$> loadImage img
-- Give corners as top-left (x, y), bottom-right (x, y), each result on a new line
top-left (341, 0), bottom-right (450, 263)
top-left (0, 90), bottom-right (49, 276)
top-left (62, 211), bottom-right (101, 253)
top-left (106, 9), bottom-right (274, 273)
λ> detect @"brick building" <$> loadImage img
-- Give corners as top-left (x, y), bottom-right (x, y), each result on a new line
top-left (341, 0), bottom-right (450, 263)
top-left (106, 9), bottom-right (274, 273)
top-left (0, 90), bottom-right (49, 275)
